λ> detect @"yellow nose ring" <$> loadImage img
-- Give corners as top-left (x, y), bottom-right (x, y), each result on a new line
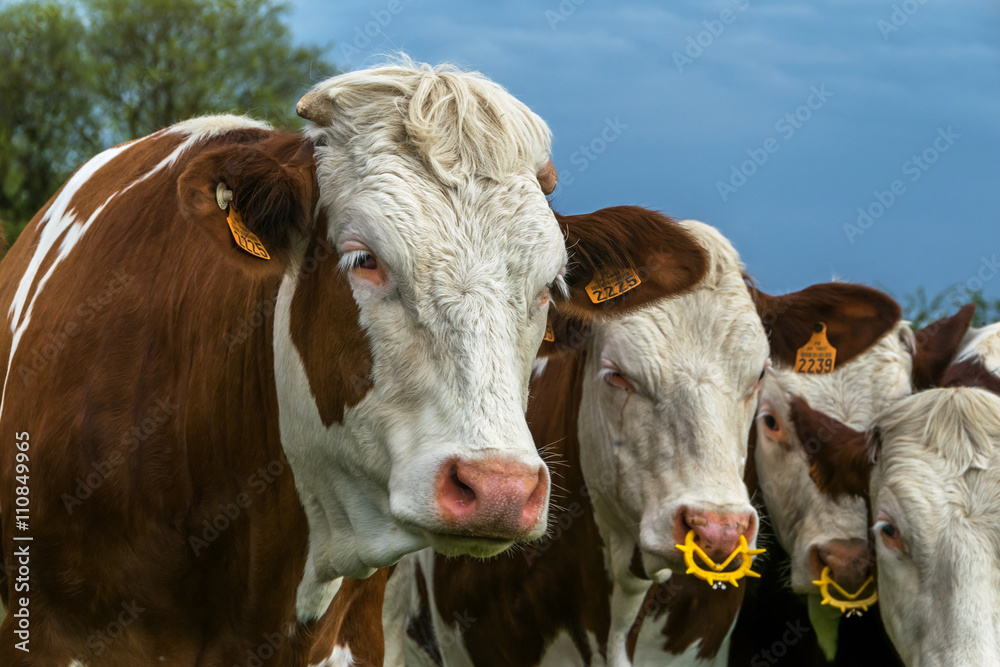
top-left (812, 566), bottom-right (878, 617)
top-left (675, 530), bottom-right (766, 589)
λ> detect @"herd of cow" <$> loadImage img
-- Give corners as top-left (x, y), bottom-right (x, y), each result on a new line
top-left (0, 59), bottom-right (996, 667)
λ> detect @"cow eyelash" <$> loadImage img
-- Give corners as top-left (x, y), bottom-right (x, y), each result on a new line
top-left (548, 274), bottom-right (569, 299)
top-left (338, 250), bottom-right (378, 273)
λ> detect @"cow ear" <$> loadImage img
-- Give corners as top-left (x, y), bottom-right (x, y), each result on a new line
top-left (552, 207), bottom-right (707, 321)
top-left (790, 396), bottom-right (873, 501)
top-left (536, 311), bottom-right (592, 359)
top-left (751, 283), bottom-right (901, 368)
top-left (177, 143), bottom-right (315, 275)
top-left (911, 303), bottom-right (976, 390)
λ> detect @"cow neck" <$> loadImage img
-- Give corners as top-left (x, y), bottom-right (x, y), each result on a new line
top-left (427, 350), bottom-right (612, 666)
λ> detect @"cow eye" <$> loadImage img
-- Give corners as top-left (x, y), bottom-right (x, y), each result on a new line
top-left (353, 252), bottom-right (378, 271)
top-left (599, 362), bottom-right (634, 393)
top-left (758, 410), bottom-right (786, 443)
top-left (875, 512), bottom-right (905, 553)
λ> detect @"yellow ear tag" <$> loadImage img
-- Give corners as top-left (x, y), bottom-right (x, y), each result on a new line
top-left (226, 207), bottom-right (271, 260)
top-left (675, 530), bottom-right (766, 589)
top-left (812, 566), bottom-right (878, 617)
top-left (585, 267), bottom-right (642, 304)
top-left (795, 322), bottom-right (836, 374)
top-left (543, 321), bottom-right (555, 342)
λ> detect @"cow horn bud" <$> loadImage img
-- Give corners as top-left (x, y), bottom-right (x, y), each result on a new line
top-left (296, 90), bottom-right (335, 126)
top-left (537, 159), bottom-right (557, 195)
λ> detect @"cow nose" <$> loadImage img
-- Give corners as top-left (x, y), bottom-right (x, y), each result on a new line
top-left (434, 458), bottom-right (548, 539)
top-left (674, 508), bottom-right (757, 564)
top-left (811, 538), bottom-right (872, 593)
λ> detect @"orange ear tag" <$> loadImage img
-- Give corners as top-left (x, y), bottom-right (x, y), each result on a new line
top-left (795, 323), bottom-right (836, 374)
top-left (585, 267), bottom-right (642, 304)
top-left (226, 207), bottom-right (271, 260)
top-left (543, 321), bottom-right (555, 342)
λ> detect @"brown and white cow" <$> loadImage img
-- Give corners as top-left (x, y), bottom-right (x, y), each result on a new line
top-left (728, 306), bottom-right (973, 664)
top-left (800, 318), bottom-right (1000, 666)
top-left (0, 62), bottom-right (708, 665)
top-left (383, 218), bottom-right (905, 666)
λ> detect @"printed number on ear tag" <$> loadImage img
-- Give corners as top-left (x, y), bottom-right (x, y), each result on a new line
top-left (795, 322), bottom-right (836, 374)
top-left (544, 321), bottom-right (555, 342)
top-left (227, 207), bottom-right (271, 260)
top-left (585, 267), bottom-right (641, 304)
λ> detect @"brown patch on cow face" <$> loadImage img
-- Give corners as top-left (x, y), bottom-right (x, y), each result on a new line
top-left (289, 211), bottom-right (374, 427)
top-left (751, 283), bottom-right (901, 369)
top-left (942, 358), bottom-right (1000, 396)
top-left (553, 206), bottom-right (708, 321)
top-left (912, 304), bottom-right (976, 389)
top-left (790, 396), bottom-right (873, 501)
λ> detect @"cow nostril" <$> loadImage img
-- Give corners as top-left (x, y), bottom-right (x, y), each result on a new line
top-left (450, 466), bottom-right (476, 505)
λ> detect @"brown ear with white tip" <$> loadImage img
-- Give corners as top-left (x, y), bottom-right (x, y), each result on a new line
top-left (296, 89), bottom-right (335, 126)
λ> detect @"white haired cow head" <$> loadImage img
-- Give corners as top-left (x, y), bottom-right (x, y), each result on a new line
top-left (541, 219), bottom-right (915, 587)
top-left (803, 383), bottom-right (1000, 666)
top-left (753, 305), bottom-right (974, 617)
top-left (184, 62), bottom-right (712, 616)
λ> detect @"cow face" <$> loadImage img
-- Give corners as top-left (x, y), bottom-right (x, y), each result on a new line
top-left (573, 221), bottom-right (767, 580)
top-left (754, 323), bottom-right (913, 593)
top-left (174, 64), bottom-right (710, 618)
top-left (805, 388), bottom-right (1000, 666)
top-left (754, 306), bottom-right (974, 601)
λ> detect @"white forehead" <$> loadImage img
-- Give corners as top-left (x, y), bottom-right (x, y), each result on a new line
top-left (593, 219), bottom-right (769, 383)
top-left (766, 321), bottom-right (914, 429)
top-left (875, 388), bottom-right (1000, 553)
top-left (957, 321), bottom-right (1000, 372)
top-left (303, 62), bottom-right (565, 287)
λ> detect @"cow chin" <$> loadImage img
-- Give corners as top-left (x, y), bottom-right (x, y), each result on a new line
top-left (423, 532), bottom-right (517, 558)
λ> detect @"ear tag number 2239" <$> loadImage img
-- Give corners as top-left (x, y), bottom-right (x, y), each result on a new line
top-left (795, 323), bottom-right (836, 374)
top-left (586, 267), bottom-right (641, 304)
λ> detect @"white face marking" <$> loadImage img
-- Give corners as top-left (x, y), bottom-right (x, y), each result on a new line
top-left (955, 321), bottom-right (1000, 373)
top-left (755, 323), bottom-right (914, 592)
top-left (577, 220), bottom-right (767, 580)
top-left (869, 388), bottom-right (1000, 666)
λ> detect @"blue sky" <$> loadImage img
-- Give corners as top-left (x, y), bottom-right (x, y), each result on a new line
top-left (288, 0), bottom-right (1000, 303)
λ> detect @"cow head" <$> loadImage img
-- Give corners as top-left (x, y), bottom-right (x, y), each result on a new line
top-left (753, 305), bottom-right (973, 617)
top-left (803, 387), bottom-right (1000, 666)
top-left (179, 63), bottom-right (709, 620)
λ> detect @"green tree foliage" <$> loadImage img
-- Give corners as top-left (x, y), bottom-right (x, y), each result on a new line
top-left (900, 285), bottom-right (1000, 329)
top-left (1, 0), bottom-right (335, 247)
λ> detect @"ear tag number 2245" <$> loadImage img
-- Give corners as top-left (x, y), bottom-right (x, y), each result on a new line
top-left (795, 323), bottom-right (836, 374)
top-left (586, 267), bottom-right (641, 304)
